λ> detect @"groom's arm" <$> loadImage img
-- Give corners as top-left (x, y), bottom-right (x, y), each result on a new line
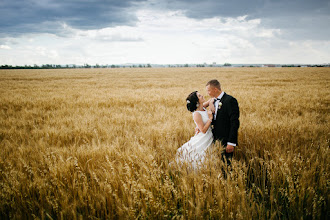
top-left (225, 97), bottom-right (239, 153)
top-left (227, 97), bottom-right (240, 145)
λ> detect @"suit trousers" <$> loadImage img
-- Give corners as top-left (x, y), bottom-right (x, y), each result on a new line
top-left (213, 139), bottom-right (233, 166)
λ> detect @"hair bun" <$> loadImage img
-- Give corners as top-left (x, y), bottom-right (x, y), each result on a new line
top-left (186, 91), bottom-right (199, 112)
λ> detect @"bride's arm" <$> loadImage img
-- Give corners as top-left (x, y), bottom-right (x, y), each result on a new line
top-left (203, 98), bottom-right (211, 108)
top-left (193, 111), bottom-right (213, 134)
top-left (203, 98), bottom-right (215, 113)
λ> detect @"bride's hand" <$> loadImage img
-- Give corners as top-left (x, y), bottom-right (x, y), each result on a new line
top-left (209, 101), bottom-right (215, 113)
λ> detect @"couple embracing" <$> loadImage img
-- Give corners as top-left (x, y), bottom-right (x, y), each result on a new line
top-left (176, 79), bottom-right (240, 168)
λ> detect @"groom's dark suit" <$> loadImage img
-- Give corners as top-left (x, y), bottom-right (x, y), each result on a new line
top-left (212, 92), bottom-right (240, 164)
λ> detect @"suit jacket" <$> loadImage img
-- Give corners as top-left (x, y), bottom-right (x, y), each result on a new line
top-left (212, 93), bottom-right (240, 146)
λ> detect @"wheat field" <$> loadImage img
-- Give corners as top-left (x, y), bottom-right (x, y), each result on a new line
top-left (0, 67), bottom-right (329, 219)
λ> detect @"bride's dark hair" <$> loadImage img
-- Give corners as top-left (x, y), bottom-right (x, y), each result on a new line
top-left (186, 91), bottom-right (199, 112)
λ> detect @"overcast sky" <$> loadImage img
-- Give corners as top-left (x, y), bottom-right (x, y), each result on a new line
top-left (0, 0), bottom-right (329, 65)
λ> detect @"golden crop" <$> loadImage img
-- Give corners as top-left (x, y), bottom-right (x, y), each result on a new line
top-left (0, 67), bottom-right (329, 219)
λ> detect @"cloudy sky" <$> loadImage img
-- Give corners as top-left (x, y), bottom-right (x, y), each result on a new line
top-left (0, 0), bottom-right (329, 65)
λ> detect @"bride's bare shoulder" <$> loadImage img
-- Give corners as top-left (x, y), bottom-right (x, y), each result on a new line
top-left (193, 111), bottom-right (202, 119)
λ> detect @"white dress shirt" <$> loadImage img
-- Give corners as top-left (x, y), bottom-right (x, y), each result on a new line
top-left (214, 91), bottom-right (236, 147)
top-left (214, 91), bottom-right (224, 119)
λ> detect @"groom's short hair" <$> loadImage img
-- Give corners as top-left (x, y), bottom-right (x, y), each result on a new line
top-left (206, 79), bottom-right (221, 90)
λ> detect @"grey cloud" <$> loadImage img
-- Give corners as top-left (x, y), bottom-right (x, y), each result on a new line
top-left (260, 15), bottom-right (330, 41)
top-left (161, 0), bottom-right (330, 20)
top-left (158, 0), bottom-right (330, 40)
top-left (1, 0), bottom-right (329, 41)
top-left (0, 0), bottom-right (147, 37)
top-left (163, 0), bottom-right (263, 19)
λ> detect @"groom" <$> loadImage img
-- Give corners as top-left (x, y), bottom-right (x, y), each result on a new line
top-left (204, 79), bottom-right (240, 165)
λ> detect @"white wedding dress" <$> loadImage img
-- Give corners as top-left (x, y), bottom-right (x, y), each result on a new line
top-left (176, 110), bottom-right (214, 168)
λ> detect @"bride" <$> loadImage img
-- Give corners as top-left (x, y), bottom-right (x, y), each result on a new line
top-left (176, 91), bottom-right (214, 168)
